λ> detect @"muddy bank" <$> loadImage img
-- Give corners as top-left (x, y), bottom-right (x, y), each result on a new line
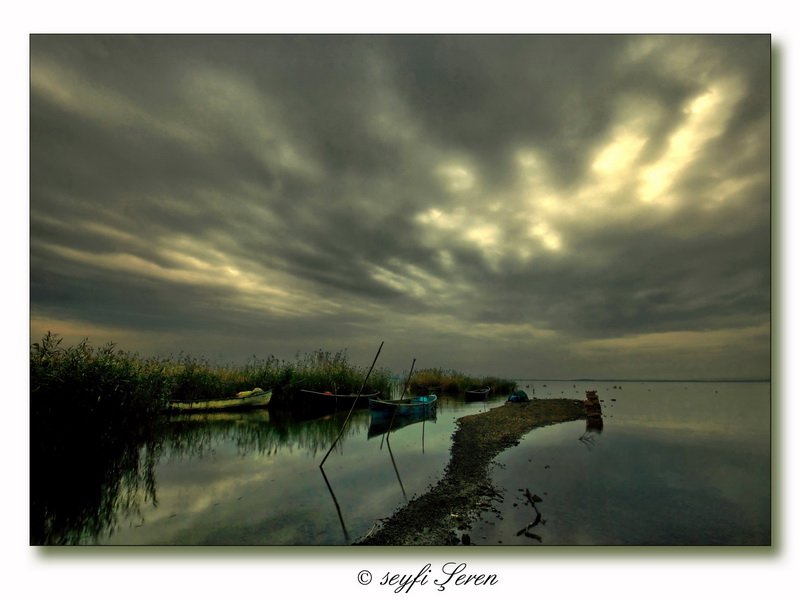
top-left (357, 398), bottom-right (587, 545)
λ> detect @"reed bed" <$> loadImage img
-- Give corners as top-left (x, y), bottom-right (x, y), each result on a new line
top-left (31, 333), bottom-right (173, 425)
top-left (30, 333), bottom-right (395, 418)
top-left (408, 367), bottom-right (516, 396)
top-left (30, 333), bottom-right (516, 425)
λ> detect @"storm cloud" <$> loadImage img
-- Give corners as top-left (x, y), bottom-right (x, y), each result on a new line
top-left (29, 34), bottom-right (771, 379)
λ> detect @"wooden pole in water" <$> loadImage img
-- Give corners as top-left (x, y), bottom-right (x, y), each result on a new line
top-left (399, 358), bottom-right (416, 402)
top-left (319, 341), bottom-right (384, 468)
top-left (384, 358), bottom-right (416, 444)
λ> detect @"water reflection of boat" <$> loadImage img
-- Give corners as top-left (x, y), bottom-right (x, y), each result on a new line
top-left (372, 406), bottom-right (434, 510)
top-left (32, 399), bottom-right (367, 545)
top-left (368, 406), bottom-right (437, 438)
top-left (168, 409), bottom-right (270, 423)
top-left (166, 389), bottom-right (272, 413)
top-left (465, 386), bottom-right (491, 401)
top-left (368, 395), bottom-right (437, 416)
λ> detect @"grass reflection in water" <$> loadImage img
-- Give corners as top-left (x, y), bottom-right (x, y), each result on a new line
top-left (31, 406), bottom-right (373, 545)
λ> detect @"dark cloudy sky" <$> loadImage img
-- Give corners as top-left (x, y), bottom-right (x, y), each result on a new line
top-left (29, 34), bottom-right (771, 379)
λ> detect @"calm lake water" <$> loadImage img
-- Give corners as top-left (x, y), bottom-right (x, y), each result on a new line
top-left (34, 381), bottom-right (771, 545)
top-left (472, 381), bottom-right (771, 545)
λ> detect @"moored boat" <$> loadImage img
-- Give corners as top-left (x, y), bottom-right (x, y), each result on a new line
top-left (369, 395), bottom-right (437, 416)
top-left (166, 388), bottom-right (272, 413)
top-left (295, 389), bottom-right (380, 418)
top-left (300, 389), bottom-right (380, 403)
top-left (464, 386), bottom-right (491, 401)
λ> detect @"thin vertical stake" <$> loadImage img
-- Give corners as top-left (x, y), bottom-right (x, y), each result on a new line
top-left (386, 358), bottom-right (416, 440)
top-left (319, 341), bottom-right (384, 468)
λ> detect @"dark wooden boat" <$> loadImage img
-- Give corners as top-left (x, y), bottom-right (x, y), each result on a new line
top-left (166, 388), bottom-right (272, 413)
top-left (300, 389), bottom-right (379, 407)
top-left (369, 395), bottom-right (437, 416)
top-left (300, 389), bottom-right (380, 402)
top-left (294, 389), bottom-right (380, 418)
top-left (464, 386), bottom-right (491, 401)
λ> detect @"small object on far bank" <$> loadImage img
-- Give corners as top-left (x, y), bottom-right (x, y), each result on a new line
top-left (584, 390), bottom-right (602, 417)
top-left (506, 389), bottom-right (530, 403)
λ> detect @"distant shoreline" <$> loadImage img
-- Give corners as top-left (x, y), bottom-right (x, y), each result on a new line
top-left (514, 378), bottom-right (770, 383)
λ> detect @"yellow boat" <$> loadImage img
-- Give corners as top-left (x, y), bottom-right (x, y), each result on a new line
top-left (166, 388), bottom-right (272, 413)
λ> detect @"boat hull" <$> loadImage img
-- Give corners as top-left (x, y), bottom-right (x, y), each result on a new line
top-left (369, 395), bottom-right (437, 417)
top-left (464, 386), bottom-right (491, 401)
top-left (300, 389), bottom-right (380, 403)
top-left (294, 390), bottom-right (380, 419)
top-left (166, 390), bottom-right (273, 413)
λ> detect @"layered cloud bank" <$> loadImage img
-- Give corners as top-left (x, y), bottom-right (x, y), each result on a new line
top-left (30, 35), bottom-right (771, 379)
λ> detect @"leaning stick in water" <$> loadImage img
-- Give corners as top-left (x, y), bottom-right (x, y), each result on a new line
top-left (319, 341), bottom-right (384, 468)
top-left (384, 358), bottom-right (416, 444)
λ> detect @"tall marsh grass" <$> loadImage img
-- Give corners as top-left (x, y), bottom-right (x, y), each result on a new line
top-left (31, 332), bottom-right (172, 424)
top-left (30, 333), bottom-right (394, 418)
top-left (409, 367), bottom-right (516, 396)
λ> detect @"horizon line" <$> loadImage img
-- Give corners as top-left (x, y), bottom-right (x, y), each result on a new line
top-left (512, 378), bottom-right (771, 383)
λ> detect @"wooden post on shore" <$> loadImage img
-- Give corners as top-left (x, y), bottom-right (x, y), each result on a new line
top-left (584, 390), bottom-right (602, 417)
top-left (319, 341), bottom-right (384, 468)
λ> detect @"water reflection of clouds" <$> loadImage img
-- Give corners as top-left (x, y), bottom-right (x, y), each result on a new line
top-left (107, 438), bottom-right (321, 543)
top-left (103, 407), bottom-right (461, 544)
top-left (100, 384), bottom-right (770, 544)
top-left (485, 430), bottom-right (769, 542)
top-left (473, 383), bottom-right (771, 544)
top-left (615, 415), bottom-right (768, 440)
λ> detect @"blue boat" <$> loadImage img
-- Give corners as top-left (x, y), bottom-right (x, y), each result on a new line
top-left (369, 395), bottom-right (437, 416)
